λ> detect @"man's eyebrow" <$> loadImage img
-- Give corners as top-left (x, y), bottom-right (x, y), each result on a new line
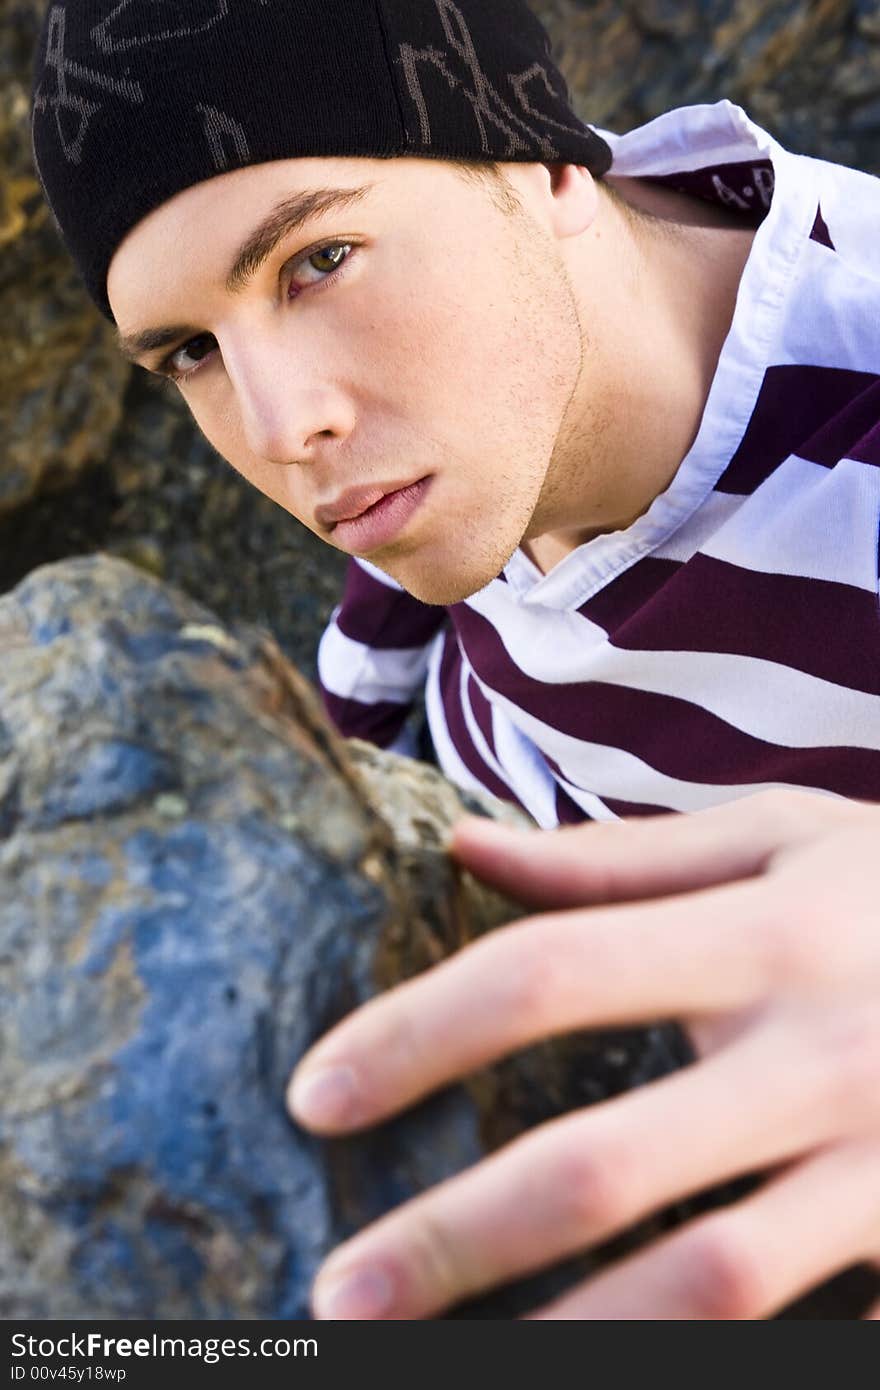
top-left (116, 184), bottom-right (375, 364)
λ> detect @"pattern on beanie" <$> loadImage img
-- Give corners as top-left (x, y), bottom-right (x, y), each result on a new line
top-left (32, 1), bottom-right (271, 171)
top-left (397, 0), bottom-right (588, 160)
top-left (31, 6), bottom-right (144, 167)
top-left (196, 104), bottom-right (251, 173)
top-left (91, 0), bottom-right (235, 53)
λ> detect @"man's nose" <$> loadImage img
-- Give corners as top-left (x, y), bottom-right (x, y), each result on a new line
top-left (225, 339), bottom-right (356, 465)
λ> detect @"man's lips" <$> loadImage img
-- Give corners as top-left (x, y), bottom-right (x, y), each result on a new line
top-left (317, 476), bottom-right (434, 554)
top-left (315, 480), bottom-right (423, 530)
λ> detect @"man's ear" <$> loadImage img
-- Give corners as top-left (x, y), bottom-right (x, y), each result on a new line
top-left (543, 162), bottom-right (601, 239)
top-left (502, 161), bottom-right (600, 240)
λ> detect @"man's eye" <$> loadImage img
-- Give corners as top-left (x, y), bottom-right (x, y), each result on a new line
top-left (160, 243), bottom-right (353, 380)
top-left (289, 242), bottom-right (353, 291)
top-left (168, 333), bottom-right (217, 377)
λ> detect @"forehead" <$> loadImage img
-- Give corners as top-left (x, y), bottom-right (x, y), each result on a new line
top-left (106, 153), bottom-right (460, 329)
top-left (110, 154), bottom-right (479, 274)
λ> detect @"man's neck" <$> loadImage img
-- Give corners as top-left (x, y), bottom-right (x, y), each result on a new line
top-left (522, 177), bottom-right (758, 576)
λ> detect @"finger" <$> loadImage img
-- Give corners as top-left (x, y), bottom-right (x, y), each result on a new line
top-left (289, 876), bottom-right (776, 1133)
top-left (450, 791), bottom-right (863, 910)
top-left (530, 1137), bottom-right (880, 1320)
top-left (308, 1020), bottom-right (851, 1319)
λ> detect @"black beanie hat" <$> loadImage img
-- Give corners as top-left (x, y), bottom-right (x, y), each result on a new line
top-left (31, 0), bottom-right (613, 321)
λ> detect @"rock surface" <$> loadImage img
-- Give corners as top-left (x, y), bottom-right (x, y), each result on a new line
top-left (536, 0), bottom-right (880, 175)
top-left (1, 1), bottom-right (130, 517)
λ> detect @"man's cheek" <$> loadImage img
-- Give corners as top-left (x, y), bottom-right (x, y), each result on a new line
top-left (210, 424), bottom-right (275, 496)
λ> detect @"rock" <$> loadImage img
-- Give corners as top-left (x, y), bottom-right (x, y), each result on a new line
top-left (0, 554), bottom-right (697, 1320)
top-left (0, 1), bottom-right (130, 518)
top-left (535, 0), bottom-right (880, 178)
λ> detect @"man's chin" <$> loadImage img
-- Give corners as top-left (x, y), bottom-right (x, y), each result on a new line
top-left (382, 560), bottom-right (506, 607)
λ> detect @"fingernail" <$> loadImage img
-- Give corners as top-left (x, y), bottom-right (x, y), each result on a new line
top-left (313, 1265), bottom-right (394, 1320)
top-left (289, 1064), bottom-right (358, 1128)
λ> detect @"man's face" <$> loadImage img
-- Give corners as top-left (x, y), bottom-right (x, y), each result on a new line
top-left (108, 156), bottom-right (585, 604)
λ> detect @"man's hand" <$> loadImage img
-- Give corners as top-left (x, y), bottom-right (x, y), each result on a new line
top-left (287, 790), bottom-right (880, 1319)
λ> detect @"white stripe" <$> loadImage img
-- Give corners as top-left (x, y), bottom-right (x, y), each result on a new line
top-left (464, 588), bottom-right (880, 751)
top-left (775, 238), bottom-right (880, 376)
top-left (318, 621), bottom-right (432, 704)
top-left (553, 773), bottom-right (620, 823)
top-left (698, 454), bottom-right (880, 591)
top-left (490, 713), bottom-right (559, 828)
top-left (652, 491), bottom-right (746, 561)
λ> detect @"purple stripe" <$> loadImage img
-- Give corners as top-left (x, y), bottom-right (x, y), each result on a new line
top-left (580, 557), bottom-right (682, 632)
top-left (467, 674), bottom-right (498, 757)
top-left (555, 784), bottom-right (588, 825)
top-left (450, 603), bottom-right (880, 802)
top-left (438, 633), bottom-right (520, 806)
top-left (800, 378), bottom-right (880, 470)
top-left (717, 366), bottom-right (880, 494)
top-left (335, 557), bottom-right (447, 651)
top-left (561, 785), bottom-right (673, 821)
top-left (645, 159), bottom-right (773, 223)
top-left (601, 797), bottom-right (676, 819)
top-left (582, 553), bottom-right (880, 698)
top-left (810, 204), bottom-right (836, 250)
top-left (321, 688), bottom-right (410, 747)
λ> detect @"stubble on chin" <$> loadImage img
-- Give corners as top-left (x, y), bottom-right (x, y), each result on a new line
top-left (380, 493), bottom-right (540, 605)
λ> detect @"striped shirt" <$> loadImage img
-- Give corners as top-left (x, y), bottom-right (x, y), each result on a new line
top-left (317, 100), bottom-right (880, 828)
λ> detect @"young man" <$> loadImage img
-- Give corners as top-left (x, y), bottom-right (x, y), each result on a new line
top-left (32, 0), bottom-right (880, 1319)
